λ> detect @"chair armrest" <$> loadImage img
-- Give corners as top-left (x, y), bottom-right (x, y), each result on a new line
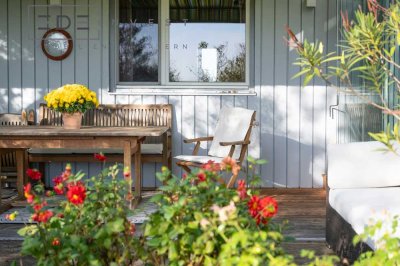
top-left (219, 140), bottom-right (250, 146)
top-left (184, 136), bottom-right (214, 144)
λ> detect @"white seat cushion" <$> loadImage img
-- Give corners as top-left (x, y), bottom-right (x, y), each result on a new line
top-left (328, 141), bottom-right (400, 189)
top-left (174, 155), bottom-right (234, 164)
top-left (329, 187), bottom-right (400, 250)
top-left (28, 143), bottom-right (163, 155)
top-left (208, 107), bottom-right (254, 160)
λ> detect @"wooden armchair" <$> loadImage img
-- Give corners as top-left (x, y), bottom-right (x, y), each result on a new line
top-left (175, 107), bottom-right (256, 188)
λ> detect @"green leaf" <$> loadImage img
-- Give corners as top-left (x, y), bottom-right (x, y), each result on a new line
top-left (106, 218), bottom-right (124, 233)
top-left (18, 225), bottom-right (38, 237)
top-left (292, 68), bottom-right (311, 80)
top-left (168, 242), bottom-right (178, 260)
top-left (204, 241), bottom-right (214, 254)
top-left (303, 73), bottom-right (314, 87)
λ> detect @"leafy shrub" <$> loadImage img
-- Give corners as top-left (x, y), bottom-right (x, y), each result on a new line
top-left (18, 158), bottom-right (138, 266)
top-left (138, 159), bottom-right (293, 265)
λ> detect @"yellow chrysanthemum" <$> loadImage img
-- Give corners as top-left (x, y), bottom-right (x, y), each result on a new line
top-left (44, 84), bottom-right (99, 113)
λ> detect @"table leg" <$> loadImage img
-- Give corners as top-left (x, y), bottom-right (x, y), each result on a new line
top-left (133, 141), bottom-right (142, 208)
top-left (16, 149), bottom-right (28, 199)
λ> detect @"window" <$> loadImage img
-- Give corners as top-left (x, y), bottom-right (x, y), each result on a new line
top-left (118, 0), bottom-right (159, 82)
top-left (116, 0), bottom-right (250, 89)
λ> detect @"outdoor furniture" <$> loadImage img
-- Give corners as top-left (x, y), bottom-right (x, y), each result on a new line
top-left (28, 104), bottom-right (172, 175)
top-left (0, 112), bottom-right (34, 205)
top-left (326, 141), bottom-right (400, 263)
top-left (0, 126), bottom-right (168, 204)
top-left (175, 107), bottom-right (256, 188)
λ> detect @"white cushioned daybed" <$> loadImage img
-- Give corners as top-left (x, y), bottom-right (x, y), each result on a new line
top-left (327, 141), bottom-right (400, 262)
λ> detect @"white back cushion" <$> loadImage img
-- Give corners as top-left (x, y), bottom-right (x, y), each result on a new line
top-left (328, 141), bottom-right (400, 189)
top-left (208, 107), bottom-right (254, 159)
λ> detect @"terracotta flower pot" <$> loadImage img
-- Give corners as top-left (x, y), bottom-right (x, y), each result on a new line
top-left (62, 112), bottom-right (82, 130)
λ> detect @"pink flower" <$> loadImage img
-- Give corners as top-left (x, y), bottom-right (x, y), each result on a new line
top-left (237, 180), bottom-right (247, 200)
top-left (220, 157), bottom-right (240, 176)
top-left (201, 160), bottom-right (221, 173)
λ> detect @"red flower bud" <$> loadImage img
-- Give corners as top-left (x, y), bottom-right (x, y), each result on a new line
top-left (94, 153), bottom-right (107, 162)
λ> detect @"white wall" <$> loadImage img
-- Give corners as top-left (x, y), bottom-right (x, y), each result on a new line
top-left (0, 0), bottom-right (339, 188)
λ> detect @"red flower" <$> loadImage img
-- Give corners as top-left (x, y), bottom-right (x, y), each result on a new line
top-left (26, 168), bottom-right (42, 181)
top-left (67, 182), bottom-right (86, 205)
top-left (182, 173), bottom-right (187, 180)
top-left (24, 183), bottom-right (34, 203)
top-left (52, 238), bottom-right (60, 246)
top-left (201, 160), bottom-right (221, 173)
top-left (53, 176), bottom-right (65, 195)
top-left (57, 213), bottom-right (64, 219)
top-left (259, 196), bottom-right (278, 220)
top-left (197, 172), bottom-right (206, 183)
top-left (32, 210), bottom-right (53, 223)
top-left (33, 201), bottom-right (47, 212)
top-left (248, 195), bottom-right (261, 218)
top-left (247, 195), bottom-right (278, 225)
top-left (94, 153), bottom-right (107, 162)
top-left (237, 180), bottom-right (247, 200)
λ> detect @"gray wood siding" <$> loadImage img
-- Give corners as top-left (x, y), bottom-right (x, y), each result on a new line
top-left (0, 0), bottom-right (339, 188)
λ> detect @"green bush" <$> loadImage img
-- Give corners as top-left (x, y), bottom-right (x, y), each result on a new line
top-left (138, 159), bottom-right (293, 266)
top-left (18, 161), bottom-right (138, 266)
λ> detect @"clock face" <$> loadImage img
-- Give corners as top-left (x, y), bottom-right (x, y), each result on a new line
top-left (41, 29), bottom-right (73, 61)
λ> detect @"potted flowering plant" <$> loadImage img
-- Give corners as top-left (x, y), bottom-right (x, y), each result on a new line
top-left (44, 84), bottom-right (99, 129)
top-left (17, 154), bottom-right (138, 265)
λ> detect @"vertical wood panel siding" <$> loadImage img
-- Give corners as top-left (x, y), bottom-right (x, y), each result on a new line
top-left (0, 0), bottom-right (339, 188)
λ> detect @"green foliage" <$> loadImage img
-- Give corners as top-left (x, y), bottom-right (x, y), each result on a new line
top-left (288, 1), bottom-right (400, 152)
top-left (18, 164), bottom-right (138, 266)
top-left (139, 161), bottom-right (292, 266)
top-left (353, 216), bottom-right (400, 266)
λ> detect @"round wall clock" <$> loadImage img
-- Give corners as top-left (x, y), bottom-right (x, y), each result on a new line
top-left (41, 29), bottom-right (73, 61)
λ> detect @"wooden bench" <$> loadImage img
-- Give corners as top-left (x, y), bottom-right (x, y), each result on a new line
top-left (28, 104), bottom-right (172, 175)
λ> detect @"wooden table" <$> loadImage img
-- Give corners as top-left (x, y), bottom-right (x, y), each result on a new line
top-left (0, 126), bottom-right (169, 205)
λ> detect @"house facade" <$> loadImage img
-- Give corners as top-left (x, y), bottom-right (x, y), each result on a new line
top-left (0, 0), bottom-right (361, 188)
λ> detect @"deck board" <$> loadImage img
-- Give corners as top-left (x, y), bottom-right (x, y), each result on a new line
top-left (0, 189), bottom-right (334, 265)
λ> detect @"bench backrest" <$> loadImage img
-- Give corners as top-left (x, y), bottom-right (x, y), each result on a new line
top-left (39, 104), bottom-right (172, 143)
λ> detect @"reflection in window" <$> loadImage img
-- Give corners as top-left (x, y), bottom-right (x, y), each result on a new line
top-left (119, 0), bottom-right (158, 82)
top-left (169, 0), bottom-right (246, 83)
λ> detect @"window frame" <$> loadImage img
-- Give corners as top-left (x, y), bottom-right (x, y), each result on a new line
top-left (111, 0), bottom-right (253, 94)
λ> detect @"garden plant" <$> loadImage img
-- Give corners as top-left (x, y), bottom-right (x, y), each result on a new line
top-left (287, 0), bottom-right (400, 264)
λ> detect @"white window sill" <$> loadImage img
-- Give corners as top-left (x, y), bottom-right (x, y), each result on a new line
top-left (109, 86), bottom-right (257, 96)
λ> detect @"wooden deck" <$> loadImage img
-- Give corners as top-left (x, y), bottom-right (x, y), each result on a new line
top-left (0, 189), bottom-right (334, 265)
top-left (262, 189), bottom-right (334, 264)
